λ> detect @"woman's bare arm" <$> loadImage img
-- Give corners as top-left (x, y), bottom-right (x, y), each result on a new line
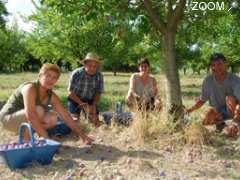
top-left (21, 84), bottom-right (49, 138)
top-left (51, 93), bottom-right (93, 144)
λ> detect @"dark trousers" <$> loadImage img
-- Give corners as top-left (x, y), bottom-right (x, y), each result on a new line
top-left (67, 98), bottom-right (99, 116)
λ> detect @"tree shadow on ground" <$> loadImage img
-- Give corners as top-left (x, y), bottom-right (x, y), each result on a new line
top-left (209, 134), bottom-right (240, 160)
top-left (58, 143), bottom-right (162, 162)
top-left (181, 84), bottom-right (200, 89)
top-left (182, 91), bottom-right (200, 97)
top-left (103, 90), bottom-right (126, 96)
top-left (181, 83), bottom-right (201, 98)
top-left (15, 143), bottom-right (162, 178)
top-left (111, 81), bottom-right (129, 85)
top-left (103, 73), bottom-right (131, 77)
top-left (14, 158), bottom-right (80, 178)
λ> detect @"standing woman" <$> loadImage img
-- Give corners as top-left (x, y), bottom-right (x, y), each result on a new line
top-left (0, 63), bottom-right (93, 145)
top-left (126, 58), bottom-right (161, 110)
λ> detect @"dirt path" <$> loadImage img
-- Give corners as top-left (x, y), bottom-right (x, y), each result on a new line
top-left (0, 123), bottom-right (240, 179)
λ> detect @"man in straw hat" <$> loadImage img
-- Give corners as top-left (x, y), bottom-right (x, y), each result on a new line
top-left (67, 52), bottom-right (104, 127)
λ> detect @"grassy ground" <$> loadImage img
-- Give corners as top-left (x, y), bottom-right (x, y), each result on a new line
top-left (0, 72), bottom-right (240, 179)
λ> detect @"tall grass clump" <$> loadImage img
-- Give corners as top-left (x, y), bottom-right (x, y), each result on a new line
top-left (129, 102), bottom-right (210, 148)
top-left (129, 105), bottom-right (172, 145)
top-left (183, 120), bottom-right (210, 146)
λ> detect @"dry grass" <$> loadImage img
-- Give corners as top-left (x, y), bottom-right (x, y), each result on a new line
top-left (129, 106), bottom-right (165, 145)
top-left (183, 121), bottom-right (211, 146)
top-left (128, 105), bottom-right (190, 150)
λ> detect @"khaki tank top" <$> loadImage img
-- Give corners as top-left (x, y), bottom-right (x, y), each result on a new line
top-left (0, 81), bottom-right (52, 117)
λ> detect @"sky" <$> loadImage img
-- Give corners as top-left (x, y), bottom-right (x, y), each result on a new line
top-left (5, 0), bottom-right (38, 32)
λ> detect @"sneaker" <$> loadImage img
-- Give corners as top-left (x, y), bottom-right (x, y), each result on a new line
top-left (70, 114), bottom-right (79, 121)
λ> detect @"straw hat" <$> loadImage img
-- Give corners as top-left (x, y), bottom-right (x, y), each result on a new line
top-left (81, 52), bottom-right (101, 64)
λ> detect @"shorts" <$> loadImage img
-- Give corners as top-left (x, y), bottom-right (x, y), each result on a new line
top-left (0, 109), bottom-right (26, 133)
top-left (217, 106), bottom-right (231, 120)
top-left (67, 98), bottom-right (99, 116)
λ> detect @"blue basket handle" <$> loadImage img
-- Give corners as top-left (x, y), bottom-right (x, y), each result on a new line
top-left (18, 122), bottom-right (35, 146)
top-left (116, 101), bottom-right (124, 114)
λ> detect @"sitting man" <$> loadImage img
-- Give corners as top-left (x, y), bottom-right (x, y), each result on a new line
top-left (186, 53), bottom-right (240, 135)
top-left (67, 52), bottom-right (104, 127)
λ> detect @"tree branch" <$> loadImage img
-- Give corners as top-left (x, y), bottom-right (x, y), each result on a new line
top-left (143, 0), bottom-right (166, 34)
top-left (31, 0), bottom-right (41, 9)
top-left (167, 0), bottom-right (173, 21)
top-left (169, 0), bottom-right (186, 32)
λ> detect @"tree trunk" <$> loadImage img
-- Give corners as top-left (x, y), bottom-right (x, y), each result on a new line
top-left (162, 31), bottom-right (183, 119)
top-left (142, 0), bottom-right (186, 121)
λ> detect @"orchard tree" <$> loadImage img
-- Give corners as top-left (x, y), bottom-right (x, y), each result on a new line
top-left (0, 25), bottom-right (27, 71)
top-left (28, 1), bottom-right (147, 72)
top-left (0, 0), bottom-right (8, 29)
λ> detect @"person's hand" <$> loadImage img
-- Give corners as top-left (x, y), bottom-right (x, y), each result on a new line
top-left (88, 105), bottom-right (97, 119)
top-left (185, 107), bottom-right (193, 114)
top-left (154, 98), bottom-right (162, 111)
top-left (88, 105), bottom-right (96, 115)
top-left (81, 103), bottom-right (89, 114)
top-left (202, 117), bottom-right (218, 125)
top-left (82, 104), bottom-right (96, 116)
top-left (224, 123), bottom-right (239, 138)
top-left (201, 108), bottom-right (221, 125)
top-left (81, 135), bottom-right (94, 145)
top-left (89, 112), bottom-right (101, 127)
top-left (78, 102), bottom-right (88, 113)
top-left (133, 93), bottom-right (141, 100)
top-left (85, 105), bottom-right (101, 127)
top-left (234, 104), bottom-right (240, 122)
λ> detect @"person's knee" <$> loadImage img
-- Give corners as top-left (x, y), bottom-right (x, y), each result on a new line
top-left (224, 122), bottom-right (239, 138)
top-left (226, 95), bottom-right (235, 101)
top-left (233, 104), bottom-right (240, 121)
top-left (1, 111), bottom-right (26, 133)
top-left (43, 112), bottom-right (57, 129)
top-left (235, 104), bottom-right (240, 113)
top-left (226, 96), bottom-right (236, 105)
top-left (49, 112), bottom-right (57, 127)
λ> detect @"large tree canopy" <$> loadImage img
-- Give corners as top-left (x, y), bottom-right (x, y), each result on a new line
top-left (27, 0), bottom-right (160, 72)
